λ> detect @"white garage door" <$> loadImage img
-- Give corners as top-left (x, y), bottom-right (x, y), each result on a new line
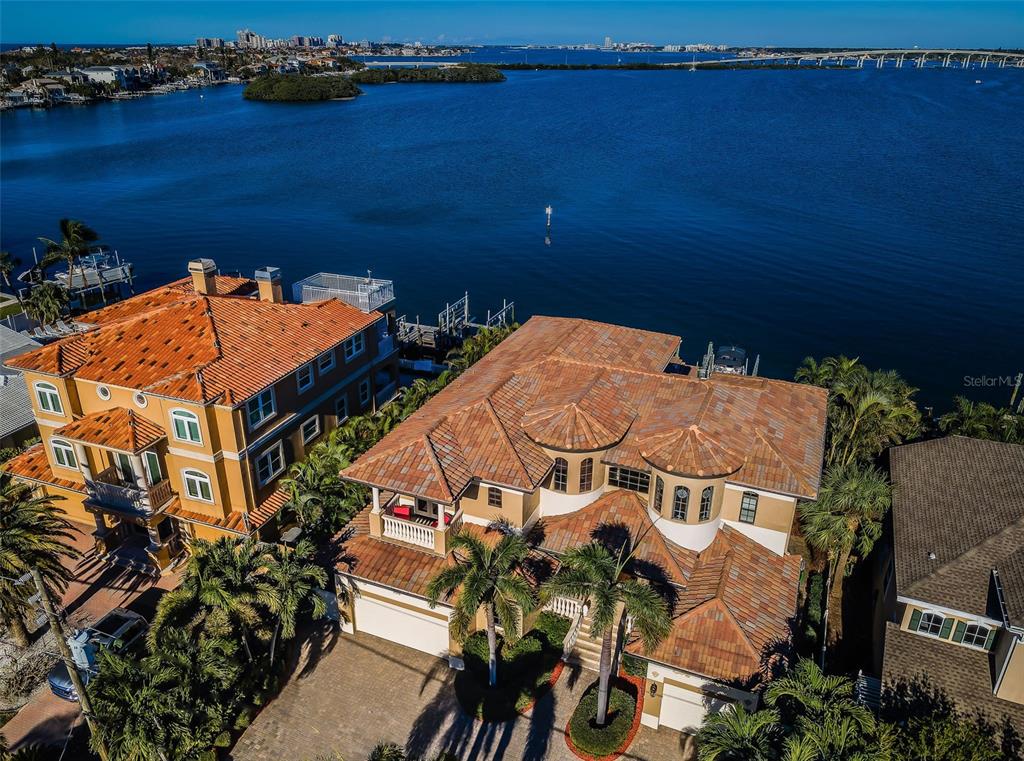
top-left (659, 683), bottom-right (731, 733)
top-left (354, 595), bottom-right (450, 656)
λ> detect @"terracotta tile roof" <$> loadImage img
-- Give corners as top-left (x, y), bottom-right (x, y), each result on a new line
top-left (343, 316), bottom-right (827, 501)
top-left (883, 621), bottom-right (1024, 733)
top-left (6, 281), bottom-right (382, 406)
top-left (55, 408), bottom-right (165, 453)
top-left (2, 444), bottom-right (87, 493)
top-left (532, 489), bottom-right (693, 586)
top-left (80, 275), bottom-right (258, 326)
top-left (336, 509), bottom-right (450, 598)
top-left (890, 436), bottom-right (1024, 620)
top-left (627, 525), bottom-right (802, 683)
top-left (250, 488), bottom-right (289, 531)
top-left (164, 499), bottom-right (251, 535)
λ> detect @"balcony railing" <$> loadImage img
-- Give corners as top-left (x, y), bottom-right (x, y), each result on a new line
top-left (378, 502), bottom-right (463, 551)
top-left (90, 468), bottom-right (174, 516)
top-left (291, 273), bottom-right (395, 313)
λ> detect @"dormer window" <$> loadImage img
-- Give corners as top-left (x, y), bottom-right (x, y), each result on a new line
top-left (916, 611), bottom-right (947, 637)
top-left (958, 623), bottom-right (993, 649)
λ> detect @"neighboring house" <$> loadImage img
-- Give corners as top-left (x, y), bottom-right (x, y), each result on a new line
top-left (192, 62), bottom-right (227, 81)
top-left (3, 259), bottom-right (400, 575)
top-left (77, 65), bottom-right (133, 87)
top-left (336, 316), bottom-right (827, 733)
top-left (875, 436), bottom-right (1024, 732)
top-left (0, 325), bottom-right (41, 448)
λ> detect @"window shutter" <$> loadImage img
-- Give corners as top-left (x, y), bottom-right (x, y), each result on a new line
top-left (939, 617), bottom-right (954, 639)
top-left (951, 621), bottom-right (967, 643)
top-left (984, 628), bottom-right (997, 651)
top-left (908, 609), bottom-right (922, 632)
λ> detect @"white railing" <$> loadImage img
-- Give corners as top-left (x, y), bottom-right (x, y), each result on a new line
top-left (545, 596), bottom-right (584, 619)
top-left (381, 514), bottom-right (435, 549)
top-left (292, 273), bottom-right (395, 313)
top-left (562, 608), bottom-right (585, 661)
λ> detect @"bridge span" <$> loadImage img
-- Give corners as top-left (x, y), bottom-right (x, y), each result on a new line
top-left (668, 49), bottom-right (1024, 70)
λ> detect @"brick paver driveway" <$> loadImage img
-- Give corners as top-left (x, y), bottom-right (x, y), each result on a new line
top-left (232, 628), bottom-right (693, 761)
top-left (2, 529), bottom-right (180, 752)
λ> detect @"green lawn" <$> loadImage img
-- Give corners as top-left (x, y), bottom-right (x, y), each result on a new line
top-left (455, 611), bottom-right (570, 721)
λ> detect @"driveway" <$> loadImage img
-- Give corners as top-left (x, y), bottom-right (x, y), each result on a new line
top-left (232, 628), bottom-right (694, 761)
top-left (2, 529), bottom-right (180, 752)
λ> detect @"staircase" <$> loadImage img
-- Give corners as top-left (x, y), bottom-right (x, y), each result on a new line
top-left (570, 614), bottom-right (604, 672)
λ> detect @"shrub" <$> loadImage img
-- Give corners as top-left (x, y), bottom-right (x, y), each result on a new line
top-left (531, 611), bottom-right (571, 647)
top-left (621, 653), bottom-right (647, 678)
top-left (804, 572), bottom-right (824, 647)
top-left (568, 680), bottom-right (638, 757)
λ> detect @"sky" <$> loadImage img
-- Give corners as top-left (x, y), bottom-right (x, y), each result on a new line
top-left (1, 1), bottom-right (1022, 48)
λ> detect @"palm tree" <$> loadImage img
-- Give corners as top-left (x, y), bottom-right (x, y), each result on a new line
top-left (542, 539), bottom-right (672, 726)
top-left (368, 743), bottom-right (407, 761)
top-left (798, 464), bottom-right (890, 646)
top-left (263, 539), bottom-right (327, 666)
top-left (283, 444), bottom-right (353, 541)
top-left (150, 537), bottom-right (272, 662)
top-left (22, 281), bottom-right (69, 327)
top-left (0, 250), bottom-right (20, 294)
top-left (400, 378), bottom-right (434, 417)
top-left (765, 659), bottom-right (873, 728)
top-left (38, 218), bottom-right (99, 286)
top-left (0, 477), bottom-right (80, 647)
top-left (939, 396), bottom-right (997, 438)
top-left (426, 528), bottom-right (536, 687)
top-left (696, 705), bottom-right (781, 761)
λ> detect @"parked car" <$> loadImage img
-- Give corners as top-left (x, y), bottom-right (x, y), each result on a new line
top-left (47, 607), bottom-right (147, 701)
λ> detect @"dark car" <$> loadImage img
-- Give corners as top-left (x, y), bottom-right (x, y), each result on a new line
top-left (47, 608), bottom-right (147, 701)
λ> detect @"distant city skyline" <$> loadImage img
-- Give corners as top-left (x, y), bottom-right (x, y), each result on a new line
top-left (2, 1), bottom-right (1022, 48)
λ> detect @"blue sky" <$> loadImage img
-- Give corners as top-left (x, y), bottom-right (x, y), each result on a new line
top-left (1, 1), bottom-right (1022, 48)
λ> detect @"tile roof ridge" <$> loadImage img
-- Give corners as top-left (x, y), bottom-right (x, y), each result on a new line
top-left (200, 296), bottom-right (223, 354)
top-left (421, 431), bottom-right (456, 503)
top-left (751, 430), bottom-right (812, 495)
top-left (483, 398), bottom-right (533, 486)
top-left (714, 598), bottom-right (761, 659)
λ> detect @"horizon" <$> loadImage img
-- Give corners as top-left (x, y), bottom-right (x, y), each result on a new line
top-left (1, 1), bottom-right (1022, 49)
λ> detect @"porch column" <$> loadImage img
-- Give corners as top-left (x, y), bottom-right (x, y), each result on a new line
top-left (129, 453), bottom-right (147, 490)
top-left (371, 487), bottom-right (381, 513)
top-left (73, 442), bottom-right (93, 482)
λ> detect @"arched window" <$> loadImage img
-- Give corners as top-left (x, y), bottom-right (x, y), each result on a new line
top-left (170, 409), bottom-right (202, 444)
top-left (916, 611), bottom-right (946, 637)
top-left (51, 439), bottom-right (77, 469)
top-left (182, 469), bottom-right (214, 502)
top-left (35, 382), bottom-right (63, 414)
top-left (960, 623), bottom-right (992, 649)
top-left (739, 491), bottom-right (758, 524)
top-left (672, 486), bottom-right (689, 520)
top-left (699, 486), bottom-right (714, 521)
top-left (552, 457), bottom-right (568, 492)
top-left (579, 458), bottom-right (594, 492)
top-left (652, 477), bottom-right (664, 512)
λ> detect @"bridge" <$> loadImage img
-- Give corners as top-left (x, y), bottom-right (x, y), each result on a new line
top-left (360, 60), bottom-right (457, 69)
top-left (668, 49), bottom-right (1024, 70)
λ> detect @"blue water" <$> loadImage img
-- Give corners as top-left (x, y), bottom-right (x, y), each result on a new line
top-left (2, 58), bottom-right (1022, 409)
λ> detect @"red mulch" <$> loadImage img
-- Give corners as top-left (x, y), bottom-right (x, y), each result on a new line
top-left (564, 673), bottom-right (646, 761)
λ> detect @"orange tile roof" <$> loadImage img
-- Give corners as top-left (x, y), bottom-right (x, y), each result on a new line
top-left (55, 408), bottom-right (165, 453)
top-left (164, 489), bottom-right (283, 536)
top-left (343, 316), bottom-right (826, 501)
top-left (6, 279), bottom-right (382, 406)
top-left (627, 525), bottom-right (802, 683)
top-left (2, 444), bottom-right (87, 493)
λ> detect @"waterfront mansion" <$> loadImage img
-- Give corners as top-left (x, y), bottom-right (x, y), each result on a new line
top-left (336, 316), bottom-right (827, 733)
top-left (3, 259), bottom-right (399, 574)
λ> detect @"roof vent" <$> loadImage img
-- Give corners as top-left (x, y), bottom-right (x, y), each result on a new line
top-left (928, 551), bottom-right (937, 561)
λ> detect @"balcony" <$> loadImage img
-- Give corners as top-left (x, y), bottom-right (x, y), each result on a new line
top-left (377, 501), bottom-right (463, 552)
top-left (89, 467), bottom-right (174, 517)
top-left (291, 273), bottom-right (395, 313)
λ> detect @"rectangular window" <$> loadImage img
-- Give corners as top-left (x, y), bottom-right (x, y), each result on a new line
top-left (344, 333), bottom-right (365, 361)
top-left (256, 442), bottom-right (286, 485)
top-left (739, 492), bottom-right (758, 524)
top-left (143, 451), bottom-right (162, 485)
top-left (51, 441), bottom-right (77, 469)
top-left (301, 415), bottom-right (320, 444)
top-left (246, 389), bottom-right (276, 429)
top-left (317, 350), bottom-right (336, 374)
top-left (183, 470), bottom-right (214, 502)
top-left (296, 363), bottom-right (314, 393)
top-left (608, 466), bottom-right (650, 493)
top-left (552, 458), bottom-right (568, 492)
top-left (114, 452), bottom-right (135, 483)
top-left (487, 487), bottom-right (502, 508)
top-left (358, 378), bottom-right (371, 408)
top-left (334, 394), bottom-right (348, 422)
top-left (579, 458), bottom-right (594, 492)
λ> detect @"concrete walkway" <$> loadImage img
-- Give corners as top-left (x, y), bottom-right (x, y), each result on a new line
top-left (232, 629), bottom-right (692, 761)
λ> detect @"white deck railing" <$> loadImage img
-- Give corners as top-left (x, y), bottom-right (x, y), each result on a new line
top-left (292, 273), bottom-right (395, 313)
top-left (544, 596), bottom-right (584, 619)
top-left (381, 514), bottom-right (435, 549)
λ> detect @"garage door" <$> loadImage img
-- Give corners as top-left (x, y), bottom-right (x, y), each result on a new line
top-left (659, 683), bottom-right (730, 733)
top-left (354, 595), bottom-right (450, 656)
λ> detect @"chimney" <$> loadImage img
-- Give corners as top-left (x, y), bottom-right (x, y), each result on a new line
top-left (254, 266), bottom-right (283, 303)
top-left (188, 258), bottom-right (218, 296)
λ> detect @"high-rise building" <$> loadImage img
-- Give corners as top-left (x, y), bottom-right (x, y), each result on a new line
top-left (196, 38), bottom-right (225, 49)
top-left (236, 28), bottom-right (265, 49)
top-left (327, 34), bottom-right (344, 47)
top-left (603, 36), bottom-right (613, 49)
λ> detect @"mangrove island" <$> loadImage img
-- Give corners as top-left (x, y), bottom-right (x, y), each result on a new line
top-left (349, 63), bottom-right (506, 84)
top-left (243, 74), bottom-right (362, 102)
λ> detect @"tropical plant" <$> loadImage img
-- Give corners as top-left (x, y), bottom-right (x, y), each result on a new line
top-left (696, 705), bottom-right (781, 761)
top-left (22, 280), bottom-right (69, 326)
top-left (282, 439), bottom-right (353, 542)
top-left (939, 396), bottom-right (1023, 444)
top-left (542, 537), bottom-right (672, 726)
top-left (795, 356), bottom-right (921, 467)
top-left (38, 218), bottom-right (99, 285)
top-left (798, 464), bottom-right (891, 645)
top-left (765, 659), bottom-right (873, 730)
top-left (426, 528), bottom-right (536, 687)
top-left (0, 477), bottom-right (80, 647)
top-left (0, 250), bottom-right (20, 293)
top-left (368, 743), bottom-right (407, 761)
top-left (263, 539), bottom-right (327, 666)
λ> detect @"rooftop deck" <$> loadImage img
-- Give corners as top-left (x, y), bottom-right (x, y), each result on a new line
top-left (291, 272), bottom-right (395, 313)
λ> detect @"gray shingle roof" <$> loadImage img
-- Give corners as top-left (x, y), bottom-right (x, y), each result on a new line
top-left (0, 325), bottom-right (40, 440)
top-left (890, 436), bottom-right (1024, 620)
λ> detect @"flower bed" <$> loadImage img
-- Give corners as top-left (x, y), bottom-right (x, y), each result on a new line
top-left (565, 675), bottom-right (645, 761)
top-left (455, 611), bottom-right (570, 721)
